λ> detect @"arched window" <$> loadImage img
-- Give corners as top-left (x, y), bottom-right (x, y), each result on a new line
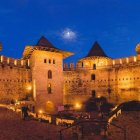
top-left (48, 70), bottom-right (52, 79)
top-left (48, 83), bottom-right (52, 94)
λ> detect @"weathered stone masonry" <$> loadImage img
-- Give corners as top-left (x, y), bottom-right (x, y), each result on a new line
top-left (0, 37), bottom-right (140, 113)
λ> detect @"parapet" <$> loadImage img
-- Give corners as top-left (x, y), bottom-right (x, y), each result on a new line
top-left (0, 55), bottom-right (30, 69)
top-left (64, 55), bottom-right (140, 71)
top-left (63, 63), bottom-right (75, 71)
top-left (111, 56), bottom-right (138, 66)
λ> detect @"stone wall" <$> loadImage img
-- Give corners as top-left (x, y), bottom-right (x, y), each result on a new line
top-left (0, 55), bottom-right (32, 103)
top-left (64, 56), bottom-right (140, 105)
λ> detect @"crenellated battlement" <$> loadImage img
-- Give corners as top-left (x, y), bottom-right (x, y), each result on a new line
top-left (63, 63), bottom-right (76, 71)
top-left (112, 55), bottom-right (139, 65)
top-left (63, 55), bottom-right (140, 71)
top-left (0, 55), bottom-right (30, 69)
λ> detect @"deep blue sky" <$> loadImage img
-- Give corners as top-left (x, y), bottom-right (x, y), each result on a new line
top-left (0, 0), bottom-right (140, 62)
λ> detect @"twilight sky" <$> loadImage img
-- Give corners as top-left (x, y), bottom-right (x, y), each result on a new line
top-left (0, 0), bottom-right (140, 62)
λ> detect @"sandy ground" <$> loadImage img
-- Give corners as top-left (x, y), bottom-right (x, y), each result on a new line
top-left (0, 107), bottom-right (61, 140)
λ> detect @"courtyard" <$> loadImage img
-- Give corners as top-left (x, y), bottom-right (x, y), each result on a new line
top-left (0, 106), bottom-right (139, 140)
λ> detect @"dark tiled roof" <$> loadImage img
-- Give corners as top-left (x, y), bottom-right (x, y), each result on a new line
top-left (22, 36), bottom-right (73, 59)
top-left (86, 41), bottom-right (108, 57)
top-left (36, 36), bottom-right (58, 49)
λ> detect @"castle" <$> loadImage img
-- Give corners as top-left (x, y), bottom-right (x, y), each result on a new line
top-left (0, 36), bottom-right (140, 113)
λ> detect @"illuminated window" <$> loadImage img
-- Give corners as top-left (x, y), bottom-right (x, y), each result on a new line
top-left (91, 74), bottom-right (95, 80)
top-left (44, 59), bottom-right (47, 63)
top-left (48, 70), bottom-right (52, 79)
top-left (93, 64), bottom-right (96, 70)
top-left (48, 83), bottom-right (52, 94)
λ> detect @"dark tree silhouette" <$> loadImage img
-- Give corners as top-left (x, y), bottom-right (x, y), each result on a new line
top-left (85, 96), bottom-right (114, 113)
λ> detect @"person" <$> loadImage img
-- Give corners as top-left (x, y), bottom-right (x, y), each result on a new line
top-left (21, 105), bottom-right (29, 120)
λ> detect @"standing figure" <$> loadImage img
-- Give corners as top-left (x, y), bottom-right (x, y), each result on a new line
top-left (21, 106), bottom-right (29, 120)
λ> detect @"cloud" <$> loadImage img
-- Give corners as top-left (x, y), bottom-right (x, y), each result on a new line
top-left (60, 28), bottom-right (77, 41)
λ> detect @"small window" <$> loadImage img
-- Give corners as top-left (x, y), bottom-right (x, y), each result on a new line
top-left (48, 83), bottom-right (52, 94)
top-left (48, 70), bottom-right (52, 79)
top-left (44, 59), bottom-right (47, 63)
top-left (82, 62), bottom-right (84, 68)
top-left (49, 59), bottom-right (51, 64)
top-left (91, 90), bottom-right (96, 97)
top-left (53, 59), bottom-right (55, 64)
top-left (91, 74), bottom-right (95, 80)
top-left (93, 64), bottom-right (96, 70)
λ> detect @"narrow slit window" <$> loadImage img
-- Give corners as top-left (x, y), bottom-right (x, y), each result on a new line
top-left (48, 70), bottom-right (52, 79)
top-left (91, 74), bottom-right (95, 80)
top-left (44, 59), bottom-right (47, 63)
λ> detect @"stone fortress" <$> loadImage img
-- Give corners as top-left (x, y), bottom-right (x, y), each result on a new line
top-left (0, 36), bottom-right (140, 113)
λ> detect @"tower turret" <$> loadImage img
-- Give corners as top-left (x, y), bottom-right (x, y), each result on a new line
top-left (22, 36), bottom-right (73, 113)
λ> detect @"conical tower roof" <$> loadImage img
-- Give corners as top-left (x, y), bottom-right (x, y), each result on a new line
top-left (86, 41), bottom-right (108, 57)
top-left (36, 36), bottom-right (58, 49)
top-left (22, 36), bottom-right (73, 59)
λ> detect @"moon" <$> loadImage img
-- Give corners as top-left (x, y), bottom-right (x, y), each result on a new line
top-left (61, 28), bottom-right (77, 41)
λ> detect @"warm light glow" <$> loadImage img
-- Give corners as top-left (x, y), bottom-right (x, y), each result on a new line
top-left (14, 60), bottom-right (17, 65)
top-left (48, 84), bottom-right (51, 87)
top-left (47, 101), bottom-right (52, 104)
top-left (85, 62), bottom-right (89, 66)
top-left (126, 57), bottom-right (129, 63)
top-left (75, 103), bottom-right (82, 109)
top-left (97, 95), bottom-right (100, 98)
top-left (0, 56), bottom-right (3, 62)
top-left (33, 80), bottom-right (36, 101)
top-left (7, 58), bottom-right (9, 64)
top-left (120, 59), bottom-right (122, 64)
top-left (99, 61), bottom-right (104, 64)
top-left (15, 100), bottom-right (20, 105)
top-left (39, 110), bottom-right (43, 114)
top-left (134, 56), bottom-right (137, 62)
top-left (26, 85), bottom-right (32, 91)
top-left (112, 105), bottom-right (118, 111)
top-left (113, 60), bottom-right (115, 65)
top-left (21, 60), bottom-right (23, 66)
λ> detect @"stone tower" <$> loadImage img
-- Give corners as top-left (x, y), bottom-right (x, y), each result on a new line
top-left (22, 36), bottom-right (73, 113)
